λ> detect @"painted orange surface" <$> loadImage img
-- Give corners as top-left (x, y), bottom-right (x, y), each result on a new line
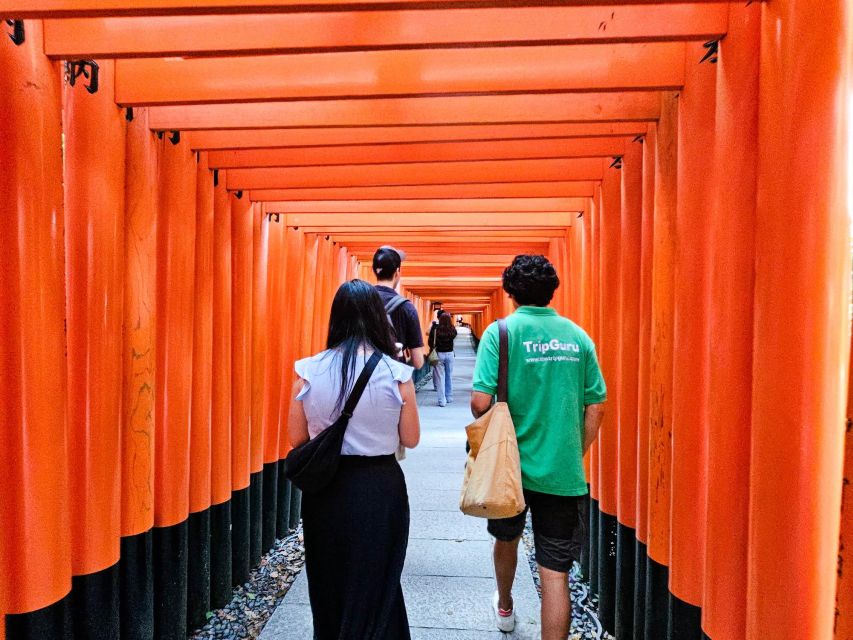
top-left (231, 193), bottom-right (253, 492)
top-left (617, 140), bottom-right (643, 529)
top-left (588, 191), bottom-right (600, 502)
top-left (186, 123), bottom-right (646, 150)
top-left (839, 328), bottom-right (853, 639)
top-left (189, 153), bottom-right (214, 515)
top-left (154, 135), bottom-right (196, 528)
top-left (147, 92), bottom-right (662, 130)
top-left (265, 198), bottom-right (587, 213)
top-left (207, 138), bottom-right (627, 169)
top-left (596, 161), bottom-right (621, 517)
top-left (635, 122), bottom-right (656, 544)
top-left (64, 59), bottom-right (127, 568)
top-left (42, 5), bottom-right (727, 58)
top-left (646, 92), bottom-right (678, 565)
top-left (0, 20), bottom-right (71, 614)
top-left (227, 158), bottom-right (604, 190)
top-left (278, 226), bottom-right (306, 459)
top-left (211, 176), bottom-right (233, 505)
top-left (701, 6), bottom-right (758, 637)
top-left (249, 182), bottom-right (598, 201)
top-left (122, 107), bottom-right (159, 537)
top-left (669, 43), bottom-right (715, 606)
top-left (262, 216), bottom-right (285, 465)
top-left (250, 204), bottom-right (269, 475)
top-left (746, 0), bottom-right (851, 636)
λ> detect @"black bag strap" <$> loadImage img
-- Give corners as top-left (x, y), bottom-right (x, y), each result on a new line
top-left (342, 351), bottom-right (384, 418)
top-left (384, 295), bottom-right (408, 316)
top-left (497, 319), bottom-right (509, 403)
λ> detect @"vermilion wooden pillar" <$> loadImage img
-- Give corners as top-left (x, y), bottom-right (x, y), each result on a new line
top-left (669, 43), bottom-right (716, 638)
top-left (645, 91), bottom-right (679, 640)
top-left (154, 135), bottom-right (196, 640)
top-left (249, 204), bottom-right (269, 567)
top-left (634, 121), bottom-right (657, 638)
top-left (188, 152), bottom-right (214, 631)
top-left (839, 329), bottom-right (853, 639)
top-left (210, 173), bottom-right (233, 608)
top-left (0, 20), bottom-right (71, 638)
top-left (230, 192), bottom-right (253, 586)
top-left (588, 190), bottom-right (601, 594)
top-left (615, 140), bottom-right (643, 640)
top-left (747, 0), bottom-right (851, 636)
top-left (64, 58), bottom-right (126, 638)
top-left (120, 106), bottom-right (159, 639)
top-left (703, 4), bottom-right (760, 639)
top-left (597, 159), bottom-right (622, 635)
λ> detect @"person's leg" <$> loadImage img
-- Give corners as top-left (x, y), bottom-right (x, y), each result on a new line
top-left (493, 537), bottom-right (519, 611)
top-left (435, 361), bottom-right (446, 406)
top-left (539, 565), bottom-right (571, 640)
top-left (443, 353), bottom-right (454, 402)
top-left (431, 359), bottom-right (440, 394)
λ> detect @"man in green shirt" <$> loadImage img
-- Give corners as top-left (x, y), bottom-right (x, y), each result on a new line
top-left (471, 254), bottom-right (606, 639)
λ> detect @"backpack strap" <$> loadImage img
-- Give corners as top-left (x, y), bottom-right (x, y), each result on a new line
top-left (497, 319), bottom-right (509, 403)
top-left (384, 294), bottom-right (408, 316)
top-left (341, 351), bottom-right (383, 418)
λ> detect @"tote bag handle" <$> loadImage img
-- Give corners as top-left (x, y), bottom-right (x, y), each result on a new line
top-left (497, 319), bottom-right (509, 403)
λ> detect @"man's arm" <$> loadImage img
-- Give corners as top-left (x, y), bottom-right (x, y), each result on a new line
top-left (582, 402), bottom-right (605, 454)
top-left (409, 347), bottom-right (425, 369)
top-left (470, 391), bottom-right (493, 418)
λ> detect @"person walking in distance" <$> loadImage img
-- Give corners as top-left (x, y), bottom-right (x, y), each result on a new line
top-left (470, 255), bottom-right (606, 640)
top-left (428, 313), bottom-right (458, 407)
top-left (427, 309), bottom-right (447, 391)
top-left (372, 246), bottom-right (425, 369)
top-left (287, 280), bottom-right (420, 640)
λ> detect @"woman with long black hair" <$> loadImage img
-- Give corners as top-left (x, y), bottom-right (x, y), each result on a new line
top-left (428, 313), bottom-right (458, 407)
top-left (287, 279), bottom-right (420, 640)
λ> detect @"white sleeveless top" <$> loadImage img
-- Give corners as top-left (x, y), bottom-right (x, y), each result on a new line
top-left (295, 348), bottom-right (414, 456)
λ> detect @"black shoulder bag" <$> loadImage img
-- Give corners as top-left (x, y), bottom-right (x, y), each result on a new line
top-left (284, 351), bottom-right (383, 494)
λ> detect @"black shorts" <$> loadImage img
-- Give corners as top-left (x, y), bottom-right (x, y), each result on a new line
top-left (487, 489), bottom-right (586, 573)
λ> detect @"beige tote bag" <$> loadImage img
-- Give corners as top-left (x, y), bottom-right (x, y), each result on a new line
top-left (460, 320), bottom-right (526, 519)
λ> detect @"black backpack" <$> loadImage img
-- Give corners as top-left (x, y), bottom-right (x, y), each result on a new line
top-left (384, 294), bottom-right (408, 350)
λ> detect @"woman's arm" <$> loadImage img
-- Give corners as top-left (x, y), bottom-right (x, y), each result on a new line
top-left (427, 324), bottom-right (436, 350)
top-left (398, 379), bottom-right (421, 448)
top-left (287, 378), bottom-right (310, 448)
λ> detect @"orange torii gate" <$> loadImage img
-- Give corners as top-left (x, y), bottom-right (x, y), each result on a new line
top-left (0, 2), bottom-right (850, 640)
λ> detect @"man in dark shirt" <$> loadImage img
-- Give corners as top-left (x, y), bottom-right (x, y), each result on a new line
top-left (373, 246), bottom-right (425, 369)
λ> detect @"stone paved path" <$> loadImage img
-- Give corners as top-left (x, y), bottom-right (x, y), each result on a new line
top-left (261, 328), bottom-right (540, 638)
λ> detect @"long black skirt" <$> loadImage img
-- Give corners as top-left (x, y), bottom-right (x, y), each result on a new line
top-left (302, 454), bottom-right (411, 640)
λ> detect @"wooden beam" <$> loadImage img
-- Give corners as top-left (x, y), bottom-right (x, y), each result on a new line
top-left (207, 137), bottom-right (627, 168)
top-left (278, 211), bottom-right (574, 227)
top-left (249, 181), bottom-right (597, 200)
top-left (147, 91), bottom-right (662, 129)
top-left (115, 43), bottom-right (684, 105)
top-left (186, 123), bottom-right (646, 149)
top-left (227, 157), bottom-right (604, 189)
top-left (260, 197), bottom-right (587, 212)
top-left (43, 5), bottom-right (727, 58)
top-left (1, 0), bottom-right (738, 19)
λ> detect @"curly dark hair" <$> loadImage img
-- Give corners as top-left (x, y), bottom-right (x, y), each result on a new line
top-left (502, 254), bottom-right (560, 307)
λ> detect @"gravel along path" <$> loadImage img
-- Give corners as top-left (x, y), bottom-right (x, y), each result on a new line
top-left (522, 517), bottom-right (613, 640)
top-left (189, 527), bottom-right (306, 640)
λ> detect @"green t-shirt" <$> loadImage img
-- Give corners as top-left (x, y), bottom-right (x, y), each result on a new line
top-left (471, 306), bottom-right (607, 496)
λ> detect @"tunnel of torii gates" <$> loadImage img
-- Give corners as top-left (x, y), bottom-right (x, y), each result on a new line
top-left (0, 1), bottom-right (851, 640)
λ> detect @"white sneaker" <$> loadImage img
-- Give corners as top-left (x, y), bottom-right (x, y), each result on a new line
top-left (492, 590), bottom-right (516, 633)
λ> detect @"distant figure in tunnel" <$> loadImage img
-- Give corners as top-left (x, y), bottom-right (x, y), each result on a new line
top-left (429, 312), bottom-right (458, 407)
top-left (470, 255), bottom-right (606, 640)
top-left (287, 279), bottom-right (421, 640)
top-left (372, 245), bottom-right (425, 369)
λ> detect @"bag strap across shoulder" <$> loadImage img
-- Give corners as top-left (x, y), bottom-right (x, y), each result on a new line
top-left (384, 295), bottom-right (408, 316)
top-left (497, 319), bottom-right (509, 403)
top-left (342, 351), bottom-right (384, 418)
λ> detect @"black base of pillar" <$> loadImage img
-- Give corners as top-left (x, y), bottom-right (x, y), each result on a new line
top-left (71, 562), bottom-right (120, 639)
top-left (5, 592), bottom-right (73, 640)
top-left (644, 556), bottom-right (669, 640)
top-left (231, 486), bottom-right (251, 587)
top-left (633, 539), bottom-right (648, 639)
top-left (276, 462), bottom-right (292, 538)
top-left (597, 510), bottom-right (618, 635)
top-left (589, 499), bottom-right (600, 594)
top-left (120, 530), bottom-right (154, 640)
top-left (262, 462), bottom-right (279, 554)
top-left (249, 471), bottom-right (263, 567)
top-left (153, 520), bottom-right (188, 640)
top-left (187, 509), bottom-right (211, 632)
top-left (667, 592), bottom-right (703, 640)
top-left (288, 486), bottom-right (302, 530)
top-left (579, 492), bottom-right (591, 580)
top-left (210, 500), bottom-right (232, 610)
top-left (615, 523), bottom-right (636, 640)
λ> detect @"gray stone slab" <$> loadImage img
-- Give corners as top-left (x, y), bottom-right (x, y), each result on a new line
top-left (408, 488), bottom-right (465, 512)
top-left (404, 470), bottom-right (467, 491)
top-left (409, 510), bottom-right (489, 541)
top-left (404, 539), bottom-right (496, 578)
